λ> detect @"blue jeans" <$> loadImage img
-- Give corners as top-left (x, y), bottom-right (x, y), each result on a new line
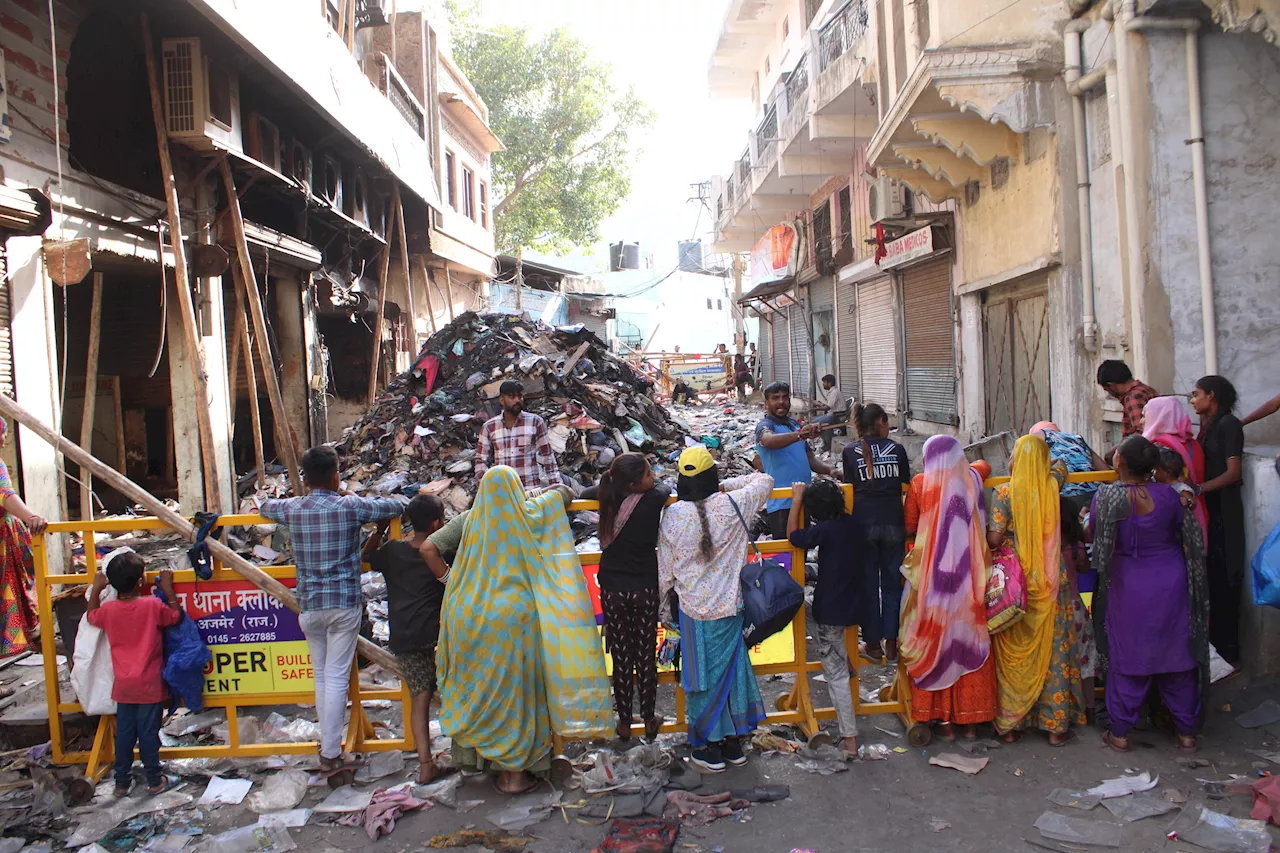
top-left (815, 413), bottom-right (844, 452)
top-left (115, 701), bottom-right (163, 788)
top-left (861, 530), bottom-right (905, 648)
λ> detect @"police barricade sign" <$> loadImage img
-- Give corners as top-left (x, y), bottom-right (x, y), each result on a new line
top-left (174, 579), bottom-right (314, 695)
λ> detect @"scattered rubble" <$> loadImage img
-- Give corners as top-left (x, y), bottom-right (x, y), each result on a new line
top-left (334, 312), bottom-right (692, 507)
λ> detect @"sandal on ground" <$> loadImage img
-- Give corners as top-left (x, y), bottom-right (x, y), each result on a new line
top-left (936, 723), bottom-right (958, 742)
top-left (1101, 730), bottom-right (1130, 752)
top-left (147, 775), bottom-right (179, 796)
top-left (1048, 730), bottom-right (1077, 748)
top-left (645, 717), bottom-right (662, 742)
top-left (1177, 733), bottom-right (1198, 753)
top-left (857, 642), bottom-right (883, 665)
top-left (112, 782), bottom-right (132, 799)
top-left (417, 763), bottom-right (442, 785)
top-left (492, 774), bottom-right (540, 796)
top-left (998, 730), bottom-right (1022, 744)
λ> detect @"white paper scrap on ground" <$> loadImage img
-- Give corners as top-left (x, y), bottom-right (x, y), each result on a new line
top-left (314, 785), bottom-right (374, 813)
top-left (1086, 771), bottom-right (1158, 799)
top-left (199, 776), bottom-right (254, 805)
top-left (257, 808), bottom-right (313, 828)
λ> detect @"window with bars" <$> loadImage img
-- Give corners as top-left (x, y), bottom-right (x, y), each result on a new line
top-left (838, 185), bottom-right (853, 256)
top-left (813, 200), bottom-right (833, 271)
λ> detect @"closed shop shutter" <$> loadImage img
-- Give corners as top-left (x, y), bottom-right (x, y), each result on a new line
top-left (0, 255), bottom-right (12, 400)
top-left (902, 259), bottom-right (956, 423)
top-left (835, 280), bottom-right (858, 401)
top-left (788, 302), bottom-right (811, 396)
top-left (771, 310), bottom-right (788, 384)
top-left (857, 276), bottom-right (898, 413)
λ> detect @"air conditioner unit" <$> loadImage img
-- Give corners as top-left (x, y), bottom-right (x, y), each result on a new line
top-left (868, 176), bottom-right (906, 223)
top-left (346, 167), bottom-right (371, 230)
top-left (245, 113), bottom-right (282, 172)
top-left (161, 38), bottom-right (242, 152)
top-left (314, 153), bottom-right (344, 210)
top-left (287, 139), bottom-right (313, 190)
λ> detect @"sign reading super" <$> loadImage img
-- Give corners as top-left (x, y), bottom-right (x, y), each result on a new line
top-left (173, 580), bottom-right (315, 696)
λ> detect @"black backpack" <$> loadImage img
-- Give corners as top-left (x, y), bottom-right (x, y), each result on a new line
top-left (728, 496), bottom-right (805, 648)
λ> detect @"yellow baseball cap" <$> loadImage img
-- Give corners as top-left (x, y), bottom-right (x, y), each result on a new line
top-left (678, 445), bottom-right (716, 477)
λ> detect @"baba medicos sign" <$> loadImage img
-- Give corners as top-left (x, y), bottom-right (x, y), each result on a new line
top-left (174, 579), bottom-right (313, 696)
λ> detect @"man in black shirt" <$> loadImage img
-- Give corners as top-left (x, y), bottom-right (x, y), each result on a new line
top-left (362, 495), bottom-right (448, 784)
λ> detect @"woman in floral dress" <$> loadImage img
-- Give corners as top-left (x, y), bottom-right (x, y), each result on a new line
top-left (0, 418), bottom-right (47, 661)
top-left (986, 435), bottom-right (1086, 745)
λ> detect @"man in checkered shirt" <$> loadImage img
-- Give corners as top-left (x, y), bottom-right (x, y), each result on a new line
top-left (475, 379), bottom-right (563, 491)
top-left (260, 446), bottom-right (404, 770)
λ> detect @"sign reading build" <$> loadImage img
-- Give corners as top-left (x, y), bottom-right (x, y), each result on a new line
top-left (174, 580), bottom-right (313, 696)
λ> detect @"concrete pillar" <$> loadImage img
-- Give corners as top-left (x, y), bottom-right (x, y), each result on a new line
top-left (195, 182), bottom-right (234, 513)
top-left (958, 292), bottom-right (985, 441)
top-left (1243, 448), bottom-right (1280, 677)
top-left (6, 235), bottom-right (66, 573)
top-left (273, 273), bottom-right (310, 450)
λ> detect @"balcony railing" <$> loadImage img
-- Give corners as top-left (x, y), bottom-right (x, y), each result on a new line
top-left (736, 150), bottom-right (752, 190)
top-left (819, 0), bottom-right (869, 71)
top-left (785, 56), bottom-right (810, 114)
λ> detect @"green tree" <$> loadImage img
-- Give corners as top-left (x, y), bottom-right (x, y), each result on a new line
top-left (445, 4), bottom-right (654, 255)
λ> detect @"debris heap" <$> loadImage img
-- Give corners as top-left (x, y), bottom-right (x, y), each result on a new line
top-left (335, 312), bottom-right (690, 509)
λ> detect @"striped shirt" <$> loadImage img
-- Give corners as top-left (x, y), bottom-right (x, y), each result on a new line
top-left (475, 411), bottom-right (562, 491)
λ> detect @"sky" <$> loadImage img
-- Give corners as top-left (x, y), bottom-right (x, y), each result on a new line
top-left (428, 0), bottom-right (755, 275)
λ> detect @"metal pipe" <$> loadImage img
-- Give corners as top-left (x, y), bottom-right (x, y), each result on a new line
top-left (1064, 20), bottom-right (1100, 352)
top-left (1185, 26), bottom-right (1217, 373)
top-left (1123, 15), bottom-right (1216, 373)
top-left (1115, 0), bottom-right (1147, 377)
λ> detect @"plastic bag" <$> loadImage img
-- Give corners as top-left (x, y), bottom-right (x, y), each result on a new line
top-left (70, 584), bottom-right (117, 716)
top-left (1251, 520), bottom-right (1280, 608)
top-left (246, 770), bottom-right (310, 814)
top-left (154, 588), bottom-right (211, 712)
top-left (986, 545), bottom-right (1027, 633)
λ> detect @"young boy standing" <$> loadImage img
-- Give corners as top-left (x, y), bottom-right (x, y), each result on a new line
top-left (260, 446), bottom-right (404, 771)
top-left (361, 494), bottom-right (449, 784)
top-left (87, 552), bottom-right (182, 796)
top-left (787, 480), bottom-right (866, 756)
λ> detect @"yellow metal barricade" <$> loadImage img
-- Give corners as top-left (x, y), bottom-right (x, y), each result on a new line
top-left (33, 470), bottom-right (1119, 772)
top-left (33, 515), bottom-right (412, 780)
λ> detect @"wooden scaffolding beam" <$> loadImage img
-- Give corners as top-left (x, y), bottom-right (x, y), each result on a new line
top-left (140, 12), bottom-right (223, 510)
top-left (217, 158), bottom-right (303, 495)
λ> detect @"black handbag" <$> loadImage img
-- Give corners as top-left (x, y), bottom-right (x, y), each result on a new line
top-left (727, 496), bottom-right (804, 647)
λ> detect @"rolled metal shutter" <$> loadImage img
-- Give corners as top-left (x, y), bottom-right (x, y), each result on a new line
top-left (0, 254), bottom-right (12, 400)
top-left (856, 276), bottom-right (898, 413)
top-left (902, 259), bottom-right (956, 423)
top-left (835, 279), bottom-right (858, 401)
top-left (788, 302), bottom-right (811, 396)
top-left (771, 311), bottom-right (788, 384)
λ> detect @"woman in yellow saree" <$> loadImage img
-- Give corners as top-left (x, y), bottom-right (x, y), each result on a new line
top-left (986, 435), bottom-right (1086, 745)
top-left (437, 466), bottom-right (612, 793)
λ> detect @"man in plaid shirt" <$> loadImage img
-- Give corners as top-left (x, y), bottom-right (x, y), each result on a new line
top-left (1097, 359), bottom-right (1158, 437)
top-left (260, 446), bottom-right (403, 770)
top-left (475, 380), bottom-right (563, 491)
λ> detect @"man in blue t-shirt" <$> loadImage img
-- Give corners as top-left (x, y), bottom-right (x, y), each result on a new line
top-left (754, 382), bottom-right (834, 539)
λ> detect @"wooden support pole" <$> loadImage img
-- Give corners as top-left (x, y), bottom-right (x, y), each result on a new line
top-left (141, 13), bottom-right (223, 511)
top-left (0, 391), bottom-right (400, 675)
top-left (226, 295), bottom-right (245, 434)
top-left (443, 261), bottom-right (456, 322)
top-left (416, 256), bottom-right (437, 335)
top-left (111, 377), bottom-right (125, 474)
top-left (367, 200), bottom-right (397, 404)
top-left (238, 286), bottom-right (267, 491)
top-left (217, 157), bottom-right (303, 495)
top-left (392, 186), bottom-right (418, 352)
top-left (78, 273), bottom-right (103, 520)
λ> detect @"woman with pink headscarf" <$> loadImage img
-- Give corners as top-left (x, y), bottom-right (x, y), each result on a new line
top-left (1142, 397), bottom-right (1208, 542)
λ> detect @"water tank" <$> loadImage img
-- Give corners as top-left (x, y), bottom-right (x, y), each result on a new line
top-left (609, 241), bottom-right (642, 271)
top-left (677, 240), bottom-right (704, 272)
